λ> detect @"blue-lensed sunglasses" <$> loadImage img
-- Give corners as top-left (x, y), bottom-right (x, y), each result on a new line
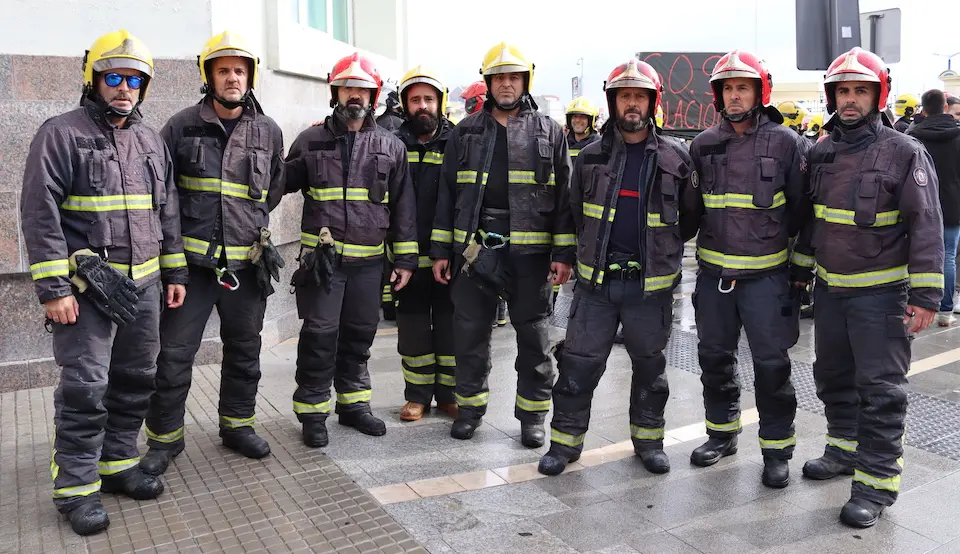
top-left (103, 73), bottom-right (144, 89)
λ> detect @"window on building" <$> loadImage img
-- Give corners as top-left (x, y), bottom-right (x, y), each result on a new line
top-left (291, 0), bottom-right (351, 44)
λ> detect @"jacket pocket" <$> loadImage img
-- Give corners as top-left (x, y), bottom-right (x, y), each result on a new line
top-left (146, 155), bottom-right (166, 209)
top-left (754, 157), bottom-right (782, 208)
top-left (180, 193), bottom-right (207, 220)
top-left (84, 149), bottom-right (107, 191)
top-left (659, 174), bottom-right (679, 225)
top-left (854, 175), bottom-right (879, 227)
top-left (858, 232), bottom-right (883, 258)
top-left (700, 157), bottom-right (718, 193)
top-left (534, 137), bottom-right (554, 185)
top-left (247, 150), bottom-right (267, 201)
top-left (368, 156), bottom-right (391, 204)
top-left (87, 219), bottom-right (114, 249)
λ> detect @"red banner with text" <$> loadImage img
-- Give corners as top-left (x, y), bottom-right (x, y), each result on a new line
top-left (637, 52), bottom-right (725, 132)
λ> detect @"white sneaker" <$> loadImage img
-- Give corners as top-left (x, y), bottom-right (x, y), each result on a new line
top-left (937, 312), bottom-right (957, 327)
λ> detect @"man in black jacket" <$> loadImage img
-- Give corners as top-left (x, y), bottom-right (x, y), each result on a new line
top-left (909, 89), bottom-right (960, 326)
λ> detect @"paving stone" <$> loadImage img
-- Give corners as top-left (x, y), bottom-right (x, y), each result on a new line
top-left (762, 519), bottom-right (940, 554)
top-left (439, 521), bottom-right (579, 554)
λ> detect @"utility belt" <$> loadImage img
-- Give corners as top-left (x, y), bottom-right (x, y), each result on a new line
top-left (462, 209), bottom-right (513, 300)
top-left (605, 260), bottom-right (642, 281)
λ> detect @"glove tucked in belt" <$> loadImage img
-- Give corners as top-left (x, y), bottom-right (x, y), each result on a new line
top-left (290, 227), bottom-right (336, 293)
top-left (248, 227), bottom-right (286, 297)
top-left (68, 249), bottom-right (139, 325)
top-left (461, 232), bottom-right (512, 300)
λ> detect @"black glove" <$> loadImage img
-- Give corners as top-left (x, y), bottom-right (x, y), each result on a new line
top-left (291, 244), bottom-right (336, 293)
top-left (251, 228), bottom-right (286, 297)
top-left (70, 250), bottom-right (139, 325)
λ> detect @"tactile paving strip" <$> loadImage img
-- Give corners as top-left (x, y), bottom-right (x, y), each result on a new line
top-left (1, 380), bottom-right (426, 554)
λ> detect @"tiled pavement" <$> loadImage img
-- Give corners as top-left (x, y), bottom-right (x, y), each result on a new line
top-left (6, 258), bottom-right (960, 553)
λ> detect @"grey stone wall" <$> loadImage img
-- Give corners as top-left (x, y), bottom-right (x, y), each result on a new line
top-left (0, 54), bottom-right (331, 392)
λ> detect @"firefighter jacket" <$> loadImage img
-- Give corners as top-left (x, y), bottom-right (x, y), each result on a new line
top-left (791, 113), bottom-right (944, 310)
top-left (689, 112), bottom-right (811, 279)
top-left (21, 98), bottom-right (187, 303)
top-left (284, 113), bottom-right (419, 269)
top-left (160, 97), bottom-right (285, 270)
top-left (429, 99), bottom-right (576, 264)
top-left (567, 131), bottom-right (600, 158)
top-left (572, 128), bottom-right (699, 293)
top-left (396, 117), bottom-right (453, 270)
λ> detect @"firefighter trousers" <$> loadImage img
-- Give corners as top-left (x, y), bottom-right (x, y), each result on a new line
top-left (395, 267), bottom-right (456, 405)
top-left (812, 285), bottom-right (910, 506)
top-left (550, 279), bottom-right (673, 458)
top-left (50, 282), bottom-right (162, 513)
top-left (694, 270), bottom-right (799, 459)
top-left (293, 260), bottom-right (381, 421)
top-left (451, 252), bottom-right (555, 424)
top-left (145, 265), bottom-right (267, 449)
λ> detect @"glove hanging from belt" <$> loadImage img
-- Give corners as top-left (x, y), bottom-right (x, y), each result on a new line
top-left (68, 249), bottom-right (139, 325)
top-left (291, 227), bottom-right (337, 293)
top-left (461, 231), bottom-right (512, 301)
top-left (248, 227), bottom-right (286, 297)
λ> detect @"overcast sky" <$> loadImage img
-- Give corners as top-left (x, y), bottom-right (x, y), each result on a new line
top-left (405, 0), bottom-right (957, 109)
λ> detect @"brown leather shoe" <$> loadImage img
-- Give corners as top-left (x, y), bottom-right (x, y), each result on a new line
top-left (436, 403), bottom-right (459, 419)
top-left (400, 402), bottom-right (426, 421)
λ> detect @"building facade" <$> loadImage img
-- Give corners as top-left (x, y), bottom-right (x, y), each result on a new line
top-left (0, 0), bottom-right (409, 391)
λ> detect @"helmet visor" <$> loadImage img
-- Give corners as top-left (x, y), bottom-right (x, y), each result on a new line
top-left (93, 57), bottom-right (153, 79)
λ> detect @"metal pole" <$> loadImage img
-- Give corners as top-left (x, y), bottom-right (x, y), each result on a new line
top-left (868, 13), bottom-right (882, 54)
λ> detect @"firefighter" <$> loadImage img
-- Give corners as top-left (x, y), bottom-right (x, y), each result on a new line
top-left (791, 47), bottom-right (944, 528)
top-left (893, 93), bottom-right (920, 132)
top-left (460, 80), bottom-right (488, 116)
top-left (539, 59), bottom-right (699, 476)
top-left (804, 113), bottom-right (825, 143)
top-left (394, 65), bottom-right (458, 422)
top-left (689, 49), bottom-right (810, 488)
top-left (284, 53), bottom-right (418, 447)
top-left (140, 32), bottom-right (286, 476)
top-left (377, 86), bottom-right (405, 132)
top-left (20, 30), bottom-right (187, 535)
top-left (777, 100), bottom-right (808, 134)
top-left (431, 42), bottom-right (575, 446)
top-left (565, 97), bottom-right (600, 157)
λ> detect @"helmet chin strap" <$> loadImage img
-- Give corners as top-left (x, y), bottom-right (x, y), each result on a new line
top-left (89, 91), bottom-right (137, 119)
top-left (722, 105), bottom-right (760, 123)
top-left (490, 92), bottom-right (526, 111)
top-left (213, 92), bottom-right (248, 110)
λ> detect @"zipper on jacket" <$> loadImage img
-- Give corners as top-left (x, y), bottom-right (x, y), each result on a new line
top-left (466, 115), bottom-right (498, 247)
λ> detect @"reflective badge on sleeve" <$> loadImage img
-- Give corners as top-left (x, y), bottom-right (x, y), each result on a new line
top-left (914, 167), bottom-right (928, 186)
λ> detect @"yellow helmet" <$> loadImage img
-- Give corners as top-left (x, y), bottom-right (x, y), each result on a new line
top-left (565, 97), bottom-right (598, 132)
top-left (894, 93), bottom-right (920, 117)
top-left (82, 30), bottom-right (154, 101)
top-left (777, 101), bottom-right (807, 132)
top-left (480, 42), bottom-right (535, 95)
top-left (804, 113), bottom-right (824, 137)
top-left (199, 31), bottom-right (259, 93)
top-left (398, 65), bottom-right (448, 117)
top-left (655, 105), bottom-right (664, 128)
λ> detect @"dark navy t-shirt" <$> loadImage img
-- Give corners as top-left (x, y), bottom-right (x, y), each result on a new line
top-left (607, 140), bottom-right (647, 259)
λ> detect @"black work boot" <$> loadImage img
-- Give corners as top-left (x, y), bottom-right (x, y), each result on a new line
top-left (520, 423), bottom-right (545, 448)
top-left (302, 420), bottom-right (329, 448)
top-left (840, 497), bottom-right (885, 528)
top-left (139, 443), bottom-right (184, 476)
top-left (762, 456), bottom-right (790, 488)
top-left (690, 436), bottom-right (738, 467)
top-left (638, 450), bottom-right (671, 474)
top-left (65, 500), bottom-right (110, 536)
top-left (339, 411), bottom-right (387, 436)
top-left (538, 449), bottom-right (580, 476)
top-left (101, 467), bottom-right (164, 500)
top-left (221, 428), bottom-right (271, 459)
top-left (802, 455), bottom-right (855, 480)
top-left (451, 418), bottom-right (481, 440)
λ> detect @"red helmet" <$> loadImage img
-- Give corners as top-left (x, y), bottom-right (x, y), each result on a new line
top-left (603, 59), bottom-right (662, 124)
top-left (823, 47), bottom-right (890, 115)
top-left (709, 49), bottom-right (772, 112)
top-left (328, 52), bottom-right (383, 109)
top-left (460, 80), bottom-right (487, 115)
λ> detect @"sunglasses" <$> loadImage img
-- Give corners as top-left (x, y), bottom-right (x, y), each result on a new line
top-left (103, 73), bottom-right (144, 90)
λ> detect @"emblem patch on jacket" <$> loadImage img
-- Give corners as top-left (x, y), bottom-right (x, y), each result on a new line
top-left (691, 170), bottom-right (699, 188)
top-left (914, 167), bottom-right (928, 186)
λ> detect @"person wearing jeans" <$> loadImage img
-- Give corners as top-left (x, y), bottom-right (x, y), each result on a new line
top-left (908, 89), bottom-right (960, 326)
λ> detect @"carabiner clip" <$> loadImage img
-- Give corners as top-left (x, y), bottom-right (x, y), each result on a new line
top-left (215, 267), bottom-right (241, 291)
top-left (718, 279), bottom-right (736, 294)
top-left (481, 232), bottom-right (508, 250)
